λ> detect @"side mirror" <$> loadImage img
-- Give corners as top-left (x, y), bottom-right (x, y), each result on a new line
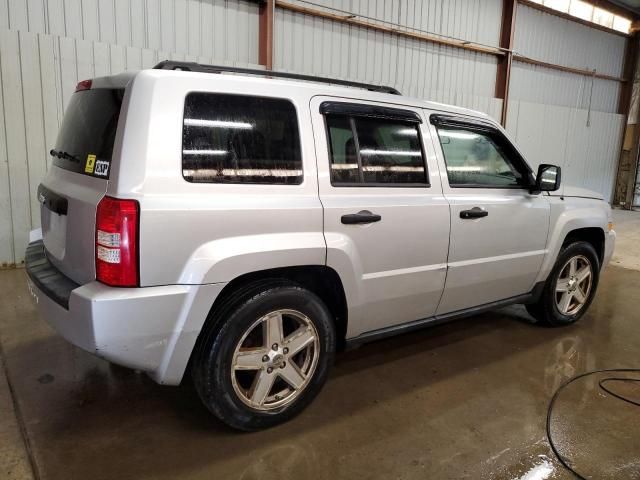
top-left (532, 164), bottom-right (561, 193)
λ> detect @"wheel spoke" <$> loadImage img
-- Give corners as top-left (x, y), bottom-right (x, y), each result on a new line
top-left (265, 313), bottom-right (284, 348)
top-left (576, 266), bottom-right (591, 282)
top-left (249, 370), bottom-right (276, 407)
top-left (573, 286), bottom-right (587, 304)
top-left (279, 362), bottom-right (305, 390)
top-left (556, 279), bottom-right (569, 293)
top-left (234, 349), bottom-right (266, 370)
top-left (558, 292), bottom-right (573, 313)
top-left (569, 258), bottom-right (578, 276)
top-left (284, 327), bottom-right (315, 356)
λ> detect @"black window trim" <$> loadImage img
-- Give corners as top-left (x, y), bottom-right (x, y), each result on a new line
top-left (430, 114), bottom-right (535, 190)
top-left (321, 104), bottom-right (430, 188)
top-left (320, 101), bottom-right (422, 123)
top-left (181, 91), bottom-right (304, 186)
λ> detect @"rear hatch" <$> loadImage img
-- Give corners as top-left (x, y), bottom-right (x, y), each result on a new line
top-left (39, 84), bottom-right (125, 284)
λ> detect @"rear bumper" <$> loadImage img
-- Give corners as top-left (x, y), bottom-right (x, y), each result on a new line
top-left (25, 240), bottom-right (225, 385)
top-left (25, 241), bottom-right (79, 309)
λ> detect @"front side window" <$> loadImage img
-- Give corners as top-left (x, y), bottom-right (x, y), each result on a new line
top-left (182, 93), bottom-right (302, 184)
top-left (325, 114), bottom-right (427, 186)
top-left (435, 126), bottom-right (527, 188)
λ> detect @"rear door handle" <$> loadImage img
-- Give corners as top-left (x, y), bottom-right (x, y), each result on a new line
top-left (341, 210), bottom-right (382, 225)
top-left (460, 207), bottom-right (488, 219)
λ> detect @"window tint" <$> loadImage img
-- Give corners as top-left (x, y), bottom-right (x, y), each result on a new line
top-left (325, 114), bottom-right (427, 185)
top-left (326, 116), bottom-right (359, 183)
top-left (53, 88), bottom-right (124, 178)
top-left (436, 127), bottom-right (525, 187)
top-left (182, 93), bottom-right (302, 184)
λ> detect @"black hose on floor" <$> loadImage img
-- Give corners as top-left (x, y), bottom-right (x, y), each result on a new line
top-left (546, 368), bottom-right (640, 480)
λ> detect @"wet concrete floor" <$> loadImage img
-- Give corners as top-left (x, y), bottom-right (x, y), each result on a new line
top-left (1, 262), bottom-right (639, 479)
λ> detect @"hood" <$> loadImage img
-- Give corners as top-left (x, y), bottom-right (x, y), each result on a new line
top-left (549, 185), bottom-right (604, 200)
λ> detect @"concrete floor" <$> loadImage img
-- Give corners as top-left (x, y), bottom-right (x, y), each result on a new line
top-left (1, 211), bottom-right (639, 479)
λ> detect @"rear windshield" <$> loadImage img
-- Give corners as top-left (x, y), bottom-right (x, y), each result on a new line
top-left (52, 88), bottom-right (124, 179)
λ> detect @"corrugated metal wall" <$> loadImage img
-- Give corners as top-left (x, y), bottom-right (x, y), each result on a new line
top-left (506, 100), bottom-right (624, 201)
top-left (275, 0), bottom-right (504, 119)
top-left (509, 63), bottom-right (621, 113)
top-left (0, 0), bottom-right (631, 265)
top-left (511, 4), bottom-right (625, 113)
top-left (514, 5), bottom-right (626, 78)
top-left (506, 3), bottom-right (627, 202)
top-left (274, 0), bottom-right (625, 202)
top-left (0, 0), bottom-right (259, 61)
top-left (0, 0), bottom-right (260, 267)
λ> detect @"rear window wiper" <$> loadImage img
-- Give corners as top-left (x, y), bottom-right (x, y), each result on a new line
top-left (50, 149), bottom-right (80, 163)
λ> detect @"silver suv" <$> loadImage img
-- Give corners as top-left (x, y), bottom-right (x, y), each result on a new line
top-left (26, 62), bottom-right (615, 430)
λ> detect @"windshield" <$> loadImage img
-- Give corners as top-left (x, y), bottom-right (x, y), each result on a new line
top-left (52, 88), bottom-right (124, 179)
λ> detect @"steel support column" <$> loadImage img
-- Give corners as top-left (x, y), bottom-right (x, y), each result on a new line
top-left (614, 33), bottom-right (640, 208)
top-left (258, 0), bottom-right (274, 69)
top-left (496, 0), bottom-right (517, 126)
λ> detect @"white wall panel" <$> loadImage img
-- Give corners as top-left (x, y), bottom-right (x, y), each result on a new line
top-left (274, 7), bottom-right (500, 112)
top-left (0, 33), bottom-right (12, 266)
top-left (0, 0), bottom-right (629, 266)
top-left (286, 0), bottom-right (502, 47)
top-left (0, 21), bottom-right (262, 266)
top-left (510, 4), bottom-right (625, 115)
top-left (0, 30), bottom-right (31, 267)
top-left (0, 0), bottom-right (259, 63)
top-left (510, 62), bottom-right (621, 113)
top-left (515, 5), bottom-right (626, 78)
top-left (506, 99), bottom-right (624, 202)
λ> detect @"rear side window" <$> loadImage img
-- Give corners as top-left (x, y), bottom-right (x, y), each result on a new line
top-left (52, 88), bottom-right (124, 179)
top-left (182, 93), bottom-right (302, 184)
top-left (324, 113), bottom-right (427, 186)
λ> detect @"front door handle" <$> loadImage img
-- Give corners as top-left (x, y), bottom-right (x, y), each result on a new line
top-left (341, 210), bottom-right (382, 225)
top-left (460, 207), bottom-right (488, 219)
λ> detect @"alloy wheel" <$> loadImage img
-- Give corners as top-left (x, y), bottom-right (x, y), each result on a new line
top-left (555, 255), bottom-right (593, 316)
top-left (231, 309), bottom-right (320, 411)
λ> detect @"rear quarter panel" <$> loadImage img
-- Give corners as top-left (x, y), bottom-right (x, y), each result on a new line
top-left (109, 70), bottom-right (325, 286)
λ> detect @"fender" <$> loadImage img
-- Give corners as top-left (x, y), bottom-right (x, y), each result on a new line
top-left (535, 198), bottom-right (608, 284)
top-left (178, 232), bottom-right (327, 285)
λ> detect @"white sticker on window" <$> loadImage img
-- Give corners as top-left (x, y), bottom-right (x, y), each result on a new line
top-left (94, 160), bottom-right (110, 177)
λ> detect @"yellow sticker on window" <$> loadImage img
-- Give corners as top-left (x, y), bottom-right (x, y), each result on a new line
top-left (85, 154), bottom-right (96, 173)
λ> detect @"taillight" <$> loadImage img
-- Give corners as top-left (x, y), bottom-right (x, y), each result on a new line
top-left (95, 196), bottom-right (139, 287)
top-left (75, 79), bottom-right (92, 92)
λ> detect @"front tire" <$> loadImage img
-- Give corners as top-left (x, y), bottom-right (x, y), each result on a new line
top-left (192, 281), bottom-right (336, 431)
top-left (527, 241), bottom-right (600, 327)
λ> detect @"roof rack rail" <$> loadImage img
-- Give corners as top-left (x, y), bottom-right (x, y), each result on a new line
top-left (153, 60), bottom-right (401, 95)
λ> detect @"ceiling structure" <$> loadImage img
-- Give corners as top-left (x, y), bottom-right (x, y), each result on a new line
top-left (609, 0), bottom-right (640, 16)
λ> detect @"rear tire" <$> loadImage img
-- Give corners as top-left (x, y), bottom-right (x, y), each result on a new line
top-left (192, 280), bottom-right (335, 431)
top-left (527, 241), bottom-right (600, 327)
